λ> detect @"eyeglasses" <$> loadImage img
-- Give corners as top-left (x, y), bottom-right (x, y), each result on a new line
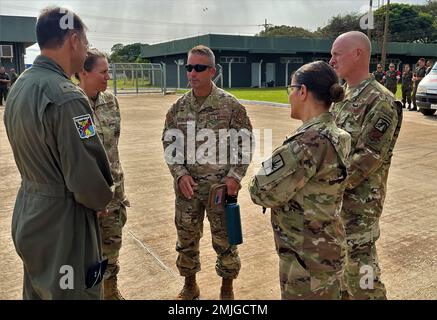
top-left (286, 84), bottom-right (302, 95)
top-left (185, 64), bottom-right (212, 72)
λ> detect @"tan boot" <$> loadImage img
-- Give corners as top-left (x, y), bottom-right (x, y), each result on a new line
top-left (176, 275), bottom-right (200, 300)
top-left (220, 278), bottom-right (234, 300)
top-left (103, 277), bottom-right (125, 300)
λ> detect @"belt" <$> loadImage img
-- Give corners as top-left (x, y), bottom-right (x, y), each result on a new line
top-left (21, 178), bottom-right (74, 199)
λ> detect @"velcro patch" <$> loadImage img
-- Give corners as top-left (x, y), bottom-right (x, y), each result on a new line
top-left (73, 114), bottom-right (96, 139)
top-left (374, 117), bottom-right (391, 134)
top-left (262, 154), bottom-right (284, 176)
top-left (60, 82), bottom-right (79, 93)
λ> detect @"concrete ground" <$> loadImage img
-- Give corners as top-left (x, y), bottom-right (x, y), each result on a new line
top-left (0, 94), bottom-right (436, 300)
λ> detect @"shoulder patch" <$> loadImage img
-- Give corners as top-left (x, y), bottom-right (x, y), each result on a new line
top-left (369, 117), bottom-right (391, 141)
top-left (60, 82), bottom-right (79, 93)
top-left (262, 153), bottom-right (284, 176)
top-left (374, 117), bottom-right (391, 133)
top-left (73, 114), bottom-right (96, 139)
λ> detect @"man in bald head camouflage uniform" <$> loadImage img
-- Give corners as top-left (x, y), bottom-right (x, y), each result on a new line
top-left (330, 31), bottom-right (402, 300)
top-left (162, 45), bottom-right (253, 300)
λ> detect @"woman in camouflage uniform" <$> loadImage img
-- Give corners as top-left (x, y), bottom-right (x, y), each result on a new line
top-left (249, 61), bottom-right (351, 300)
top-left (77, 49), bottom-right (129, 300)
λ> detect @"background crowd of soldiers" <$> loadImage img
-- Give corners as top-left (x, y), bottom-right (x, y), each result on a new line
top-left (0, 66), bottom-right (18, 106)
top-left (372, 58), bottom-right (433, 111)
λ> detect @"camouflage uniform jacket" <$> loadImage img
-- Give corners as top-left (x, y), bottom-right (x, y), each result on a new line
top-left (90, 91), bottom-right (129, 210)
top-left (372, 71), bottom-right (384, 84)
top-left (249, 112), bottom-right (351, 272)
top-left (414, 66), bottom-right (427, 85)
top-left (401, 70), bottom-right (413, 90)
top-left (330, 77), bottom-right (402, 237)
top-left (162, 82), bottom-right (253, 185)
top-left (384, 70), bottom-right (400, 90)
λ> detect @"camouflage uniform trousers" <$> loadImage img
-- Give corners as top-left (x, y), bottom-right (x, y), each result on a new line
top-left (99, 203), bottom-right (127, 279)
top-left (401, 87), bottom-right (412, 107)
top-left (386, 84), bottom-right (397, 95)
top-left (412, 83), bottom-right (420, 108)
top-left (341, 190), bottom-right (387, 300)
top-left (175, 182), bottom-right (241, 279)
top-left (272, 218), bottom-right (343, 300)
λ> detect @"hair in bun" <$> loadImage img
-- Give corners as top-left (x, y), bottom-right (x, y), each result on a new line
top-left (293, 61), bottom-right (344, 107)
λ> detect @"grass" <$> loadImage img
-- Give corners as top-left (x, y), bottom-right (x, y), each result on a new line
top-left (177, 84), bottom-right (404, 104)
top-left (176, 87), bottom-right (289, 104)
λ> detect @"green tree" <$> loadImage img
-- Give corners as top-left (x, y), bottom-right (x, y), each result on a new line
top-left (109, 43), bottom-right (149, 63)
top-left (257, 25), bottom-right (317, 38)
top-left (317, 12), bottom-right (361, 39)
top-left (373, 3), bottom-right (435, 43)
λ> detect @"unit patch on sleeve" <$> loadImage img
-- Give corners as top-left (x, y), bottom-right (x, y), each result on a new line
top-left (374, 117), bottom-right (391, 134)
top-left (262, 154), bottom-right (284, 176)
top-left (73, 114), bottom-right (96, 139)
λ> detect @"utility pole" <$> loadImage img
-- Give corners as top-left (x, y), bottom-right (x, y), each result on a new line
top-left (368, 0), bottom-right (373, 40)
top-left (259, 19), bottom-right (273, 33)
top-left (381, 0), bottom-right (390, 69)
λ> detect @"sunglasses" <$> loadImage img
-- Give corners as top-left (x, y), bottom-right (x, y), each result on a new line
top-left (286, 84), bottom-right (302, 95)
top-left (185, 64), bottom-right (212, 72)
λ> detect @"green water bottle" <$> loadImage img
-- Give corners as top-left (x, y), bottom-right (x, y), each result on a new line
top-left (225, 195), bottom-right (243, 245)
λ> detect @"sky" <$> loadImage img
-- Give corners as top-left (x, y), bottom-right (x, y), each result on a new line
top-left (0, 0), bottom-right (429, 64)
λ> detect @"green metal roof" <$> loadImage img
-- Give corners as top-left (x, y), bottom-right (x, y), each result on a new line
top-left (0, 15), bottom-right (37, 47)
top-left (141, 33), bottom-right (437, 58)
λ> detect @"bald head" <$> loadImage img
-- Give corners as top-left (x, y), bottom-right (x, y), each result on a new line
top-left (330, 31), bottom-right (372, 86)
top-left (335, 31), bottom-right (371, 56)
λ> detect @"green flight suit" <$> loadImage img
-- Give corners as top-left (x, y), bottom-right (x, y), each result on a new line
top-left (3, 55), bottom-right (114, 300)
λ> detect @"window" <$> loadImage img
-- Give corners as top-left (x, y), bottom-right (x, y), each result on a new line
top-left (219, 56), bottom-right (246, 64)
top-left (0, 45), bottom-right (13, 58)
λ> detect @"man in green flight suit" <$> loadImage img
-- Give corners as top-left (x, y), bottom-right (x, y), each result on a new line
top-left (3, 7), bottom-right (114, 299)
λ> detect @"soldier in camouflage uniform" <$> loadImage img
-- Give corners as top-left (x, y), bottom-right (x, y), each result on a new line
top-left (383, 63), bottom-right (400, 95)
top-left (330, 31), bottom-right (403, 300)
top-left (401, 64), bottom-right (413, 109)
top-left (372, 64), bottom-right (384, 85)
top-left (77, 49), bottom-right (129, 300)
top-left (162, 45), bottom-right (253, 300)
top-left (411, 58), bottom-right (427, 111)
top-left (249, 61), bottom-right (351, 300)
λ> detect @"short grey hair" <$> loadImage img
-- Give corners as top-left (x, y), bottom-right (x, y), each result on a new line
top-left (188, 45), bottom-right (215, 67)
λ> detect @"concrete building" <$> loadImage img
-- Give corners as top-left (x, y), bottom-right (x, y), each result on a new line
top-left (0, 15), bottom-right (37, 73)
top-left (141, 34), bottom-right (437, 89)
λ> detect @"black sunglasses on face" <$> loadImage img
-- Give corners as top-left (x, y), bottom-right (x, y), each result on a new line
top-left (185, 64), bottom-right (211, 72)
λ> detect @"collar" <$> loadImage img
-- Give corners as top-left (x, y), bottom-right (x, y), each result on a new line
top-left (89, 92), bottom-right (107, 109)
top-left (187, 81), bottom-right (218, 110)
top-left (344, 76), bottom-right (373, 101)
top-left (32, 55), bottom-right (69, 80)
top-left (285, 112), bottom-right (333, 142)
